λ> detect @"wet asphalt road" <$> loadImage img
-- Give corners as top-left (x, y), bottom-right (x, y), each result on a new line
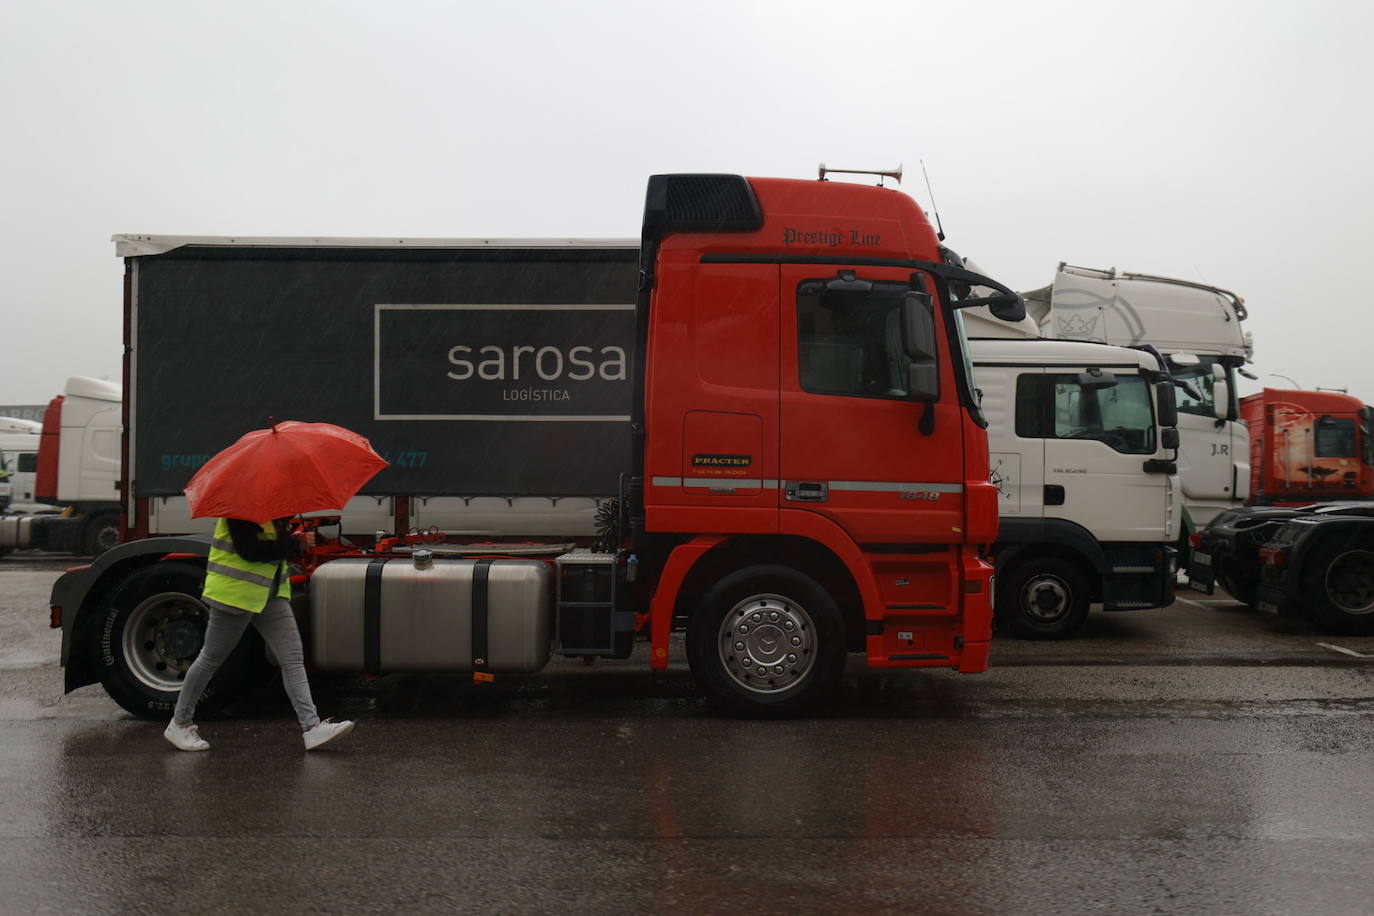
top-left (3, 554), bottom-right (1374, 914)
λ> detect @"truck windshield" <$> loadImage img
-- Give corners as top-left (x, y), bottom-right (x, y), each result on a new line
top-left (951, 310), bottom-right (982, 409)
top-left (1171, 356), bottom-right (1235, 418)
top-left (1049, 374), bottom-right (1156, 454)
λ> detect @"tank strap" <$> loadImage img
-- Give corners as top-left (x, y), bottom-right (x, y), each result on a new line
top-left (471, 559), bottom-right (493, 680)
top-left (364, 559), bottom-right (387, 674)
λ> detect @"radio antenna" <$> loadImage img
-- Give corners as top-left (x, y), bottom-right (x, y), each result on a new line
top-left (920, 160), bottom-right (945, 241)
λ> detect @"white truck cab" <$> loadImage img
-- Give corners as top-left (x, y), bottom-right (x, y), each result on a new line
top-left (0, 418), bottom-right (41, 511)
top-left (0, 378), bottom-right (123, 557)
top-left (963, 325), bottom-right (1181, 638)
top-left (1025, 264), bottom-right (1251, 539)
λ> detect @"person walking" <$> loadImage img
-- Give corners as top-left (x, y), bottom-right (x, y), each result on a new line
top-left (163, 516), bottom-right (354, 752)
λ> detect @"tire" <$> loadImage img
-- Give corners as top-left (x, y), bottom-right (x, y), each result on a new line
top-left (996, 556), bottom-right (1092, 640)
top-left (1215, 565), bottom-right (1258, 608)
top-left (686, 565), bottom-right (846, 717)
top-left (1305, 542), bottom-right (1374, 636)
top-left (83, 513), bottom-right (120, 558)
top-left (97, 561), bottom-right (254, 719)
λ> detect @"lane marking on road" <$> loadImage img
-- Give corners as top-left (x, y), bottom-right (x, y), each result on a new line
top-left (1315, 642), bottom-right (1373, 659)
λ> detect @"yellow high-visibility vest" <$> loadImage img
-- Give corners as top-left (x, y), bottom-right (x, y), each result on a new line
top-left (203, 518), bottom-right (291, 613)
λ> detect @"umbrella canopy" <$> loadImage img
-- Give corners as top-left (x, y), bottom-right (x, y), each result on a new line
top-left (184, 421), bottom-right (389, 524)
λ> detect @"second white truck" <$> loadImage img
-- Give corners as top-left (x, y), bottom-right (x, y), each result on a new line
top-left (1025, 264), bottom-right (1251, 551)
top-left (967, 332), bottom-right (1181, 637)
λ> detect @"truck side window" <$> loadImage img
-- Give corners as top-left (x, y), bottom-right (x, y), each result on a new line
top-left (1014, 374), bottom-right (1044, 439)
top-left (797, 279), bottom-right (925, 400)
top-left (17, 453), bottom-right (36, 473)
top-left (1015, 374), bottom-right (1156, 454)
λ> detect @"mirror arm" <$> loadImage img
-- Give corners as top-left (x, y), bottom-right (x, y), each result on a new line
top-left (919, 401), bottom-right (935, 437)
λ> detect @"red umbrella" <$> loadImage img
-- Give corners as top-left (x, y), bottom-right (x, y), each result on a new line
top-left (184, 421), bottom-right (389, 524)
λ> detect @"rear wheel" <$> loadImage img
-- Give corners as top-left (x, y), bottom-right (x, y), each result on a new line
top-left (83, 513), bottom-right (120, 558)
top-left (1307, 543), bottom-right (1374, 635)
top-left (97, 561), bottom-right (254, 719)
top-left (996, 557), bottom-right (1091, 639)
top-left (687, 565), bottom-right (846, 717)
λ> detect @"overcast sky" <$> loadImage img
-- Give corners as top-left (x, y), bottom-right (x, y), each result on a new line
top-left (1, 0), bottom-right (1370, 404)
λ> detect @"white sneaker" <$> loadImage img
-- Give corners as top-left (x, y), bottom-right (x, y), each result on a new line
top-left (164, 721), bottom-right (210, 752)
top-left (303, 718), bottom-right (354, 751)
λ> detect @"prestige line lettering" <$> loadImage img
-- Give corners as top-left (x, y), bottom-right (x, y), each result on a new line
top-left (782, 227), bottom-right (882, 247)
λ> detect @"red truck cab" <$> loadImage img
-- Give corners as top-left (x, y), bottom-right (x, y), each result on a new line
top-left (1244, 387), bottom-right (1374, 506)
top-left (634, 174), bottom-right (1020, 709)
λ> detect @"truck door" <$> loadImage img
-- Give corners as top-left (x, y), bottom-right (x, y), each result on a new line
top-left (978, 363), bottom-right (1046, 520)
top-left (778, 265), bottom-right (965, 544)
top-left (1032, 369), bottom-right (1167, 542)
top-left (1171, 359), bottom-right (1238, 508)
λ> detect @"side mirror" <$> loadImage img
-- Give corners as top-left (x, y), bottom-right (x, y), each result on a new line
top-left (1161, 427), bottom-right (1180, 450)
top-left (1076, 369), bottom-right (1117, 390)
top-left (1156, 380), bottom-right (1179, 428)
top-left (963, 292), bottom-right (1027, 322)
top-left (907, 363), bottom-right (939, 402)
top-left (935, 264), bottom-right (1028, 322)
top-left (1212, 378), bottom-right (1229, 420)
top-left (901, 291), bottom-right (940, 402)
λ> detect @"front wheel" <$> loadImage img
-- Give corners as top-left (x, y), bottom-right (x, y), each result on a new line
top-left (1306, 543), bottom-right (1374, 636)
top-left (97, 561), bottom-right (253, 719)
top-left (996, 557), bottom-right (1092, 639)
top-left (686, 565), bottom-right (846, 717)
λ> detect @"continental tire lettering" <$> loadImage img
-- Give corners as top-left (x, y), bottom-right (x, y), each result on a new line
top-left (101, 608), bottom-right (117, 666)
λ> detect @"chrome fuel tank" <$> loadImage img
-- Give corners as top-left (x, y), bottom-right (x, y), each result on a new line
top-left (308, 557), bottom-right (552, 673)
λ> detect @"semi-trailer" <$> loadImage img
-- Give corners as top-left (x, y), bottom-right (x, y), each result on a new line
top-left (49, 170), bottom-right (1027, 717)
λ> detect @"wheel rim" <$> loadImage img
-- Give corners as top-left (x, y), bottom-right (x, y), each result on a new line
top-left (716, 593), bottom-right (816, 695)
top-left (1325, 550), bottom-right (1374, 614)
top-left (1021, 574), bottom-right (1072, 624)
top-left (120, 591), bottom-right (209, 691)
top-left (93, 524), bottom-right (119, 554)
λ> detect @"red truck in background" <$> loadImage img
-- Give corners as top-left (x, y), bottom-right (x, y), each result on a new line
top-left (1244, 388), bottom-right (1373, 506)
top-left (1191, 386), bottom-right (1374, 616)
top-left (49, 170), bottom-right (1025, 718)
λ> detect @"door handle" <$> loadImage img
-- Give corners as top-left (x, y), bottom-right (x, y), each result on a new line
top-left (785, 481), bottom-right (829, 502)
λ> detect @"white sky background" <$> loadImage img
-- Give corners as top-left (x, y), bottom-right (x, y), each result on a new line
top-left (0, 0), bottom-right (1370, 403)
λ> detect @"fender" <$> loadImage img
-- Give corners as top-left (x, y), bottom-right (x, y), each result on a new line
top-left (992, 517), bottom-right (1111, 575)
top-left (1281, 514), bottom-right (1374, 602)
top-left (51, 534), bottom-right (212, 692)
top-left (778, 508), bottom-right (886, 620)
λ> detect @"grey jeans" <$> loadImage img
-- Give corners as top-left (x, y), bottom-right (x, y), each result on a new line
top-left (173, 597), bottom-right (321, 730)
